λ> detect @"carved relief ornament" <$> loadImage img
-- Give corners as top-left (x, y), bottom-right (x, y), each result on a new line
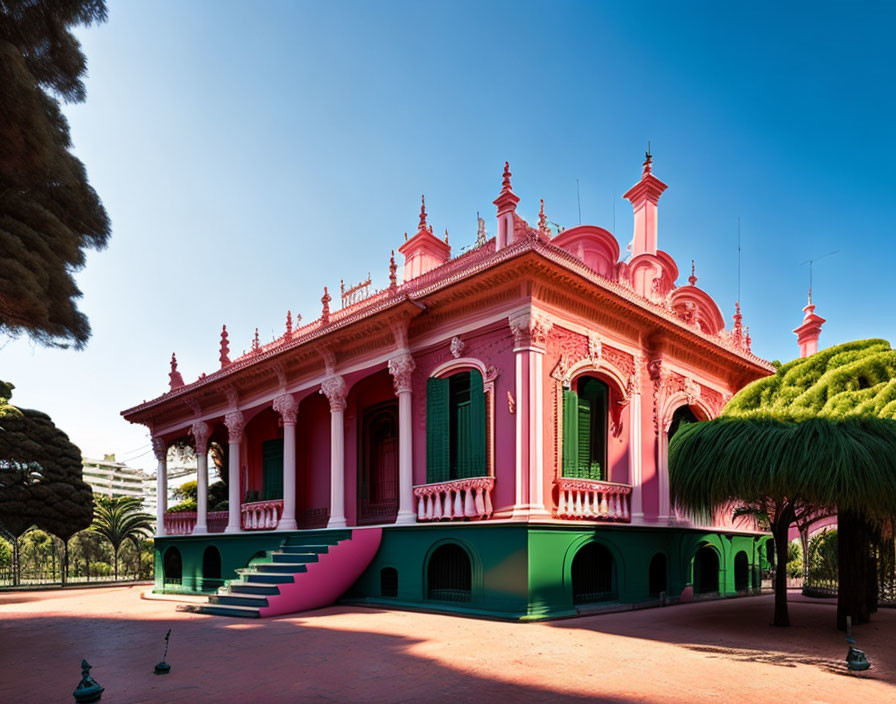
top-left (152, 437), bottom-right (168, 463)
top-left (388, 353), bottom-right (415, 394)
top-left (190, 420), bottom-right (211, 454)
top-left (224, 410), bottom-right (245, 442)
top-left (509, 311), bottom-right (553, 349)
top-left (273, 393), bottom-right (298, 424)
top-left (320, 375), bottom-right (348, 412)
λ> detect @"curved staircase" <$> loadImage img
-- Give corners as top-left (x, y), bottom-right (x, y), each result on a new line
top-left (181, 528), bottom-right (381, 618)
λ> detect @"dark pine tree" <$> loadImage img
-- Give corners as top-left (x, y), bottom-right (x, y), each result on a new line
top-left (0, 0), bottom-right (110, 349)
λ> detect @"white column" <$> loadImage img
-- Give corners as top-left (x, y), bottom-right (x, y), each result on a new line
top-left (191, 421), bottom-right (210, 534)
top-left (657, 430), bottom-right (670, 522)
top-left (389, 353), bottom-right (416, 523)
top-left (152, 437), bottom-right (168, 537)
top-left (274, 393), bottom-right (298, 530)
top-left (224, 410), bottom-right (244, 533)
top-left (321, 376), bottom-right (348, 528)
top-left (629, 391), bottom-right (644, 520)
top-left (509, 310), bottom-right (552, 517)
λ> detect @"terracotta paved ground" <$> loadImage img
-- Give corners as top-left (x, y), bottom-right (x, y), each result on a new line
top-left (0, 587), bottom-right (893, 703)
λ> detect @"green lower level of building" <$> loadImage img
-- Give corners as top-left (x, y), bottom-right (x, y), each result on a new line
top-left (154, 523), bottom-right (772, 621)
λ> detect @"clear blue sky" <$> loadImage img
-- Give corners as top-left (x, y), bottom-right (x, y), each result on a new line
top-left (4, 0), bottom-right (894, 470)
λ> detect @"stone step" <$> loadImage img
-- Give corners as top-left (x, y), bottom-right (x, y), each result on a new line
top-left (271, 552), bottom-right (320, 564)
top-left (256, 561), bottom-right (315, 574)
top-left (192, 603), bottom-right (261, 618)
top-left (284, 531), bottom-right (350, 547)
top-left (209, 593), bottom-right (270, 608)
top-left (227, 582), bottom-right (280, 596)
top-left (277, 544), bottom-right (331, 555)
top-left (243, 571), bottom-right (300, 584)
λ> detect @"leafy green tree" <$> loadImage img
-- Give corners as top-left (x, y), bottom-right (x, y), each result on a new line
top-left (90, 495), bottom-right (152, 580)
top-left (671, 339), bottom-right (896, 629)
top-left (0, 0), bottom-right (110, 348)
top-left (0, 381), bottom-right (93, 584)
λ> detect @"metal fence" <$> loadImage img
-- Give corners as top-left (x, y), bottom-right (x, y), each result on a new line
top-left (0, 570), bottom-right (149, 588)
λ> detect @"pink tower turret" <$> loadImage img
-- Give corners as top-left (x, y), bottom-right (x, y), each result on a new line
top-left (793, 294), bottom-right (825, 358)
top-left (622, 148), bottom-right (668, 256)
top-left (493, 162), bottom-right (520, 251)
top-left (398, 195), bottom-right (451, 281)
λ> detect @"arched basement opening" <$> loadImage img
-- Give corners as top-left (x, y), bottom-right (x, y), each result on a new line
top-left (571, 542), bottom-right (616, 604)
top-left (380, 567), bottom-right (398, 597)
top-left (648, 553), bottom-right (667, 597)
top-left (427, 544), bottom-right (472, 602)
top-left (202, 546), bottom-right (222, 580)
top-left (163, 547), bottom-right (182, 586)
top-left (734, 551), bottom-right (749, 592)
top-left (693, 546), bottom-right (720, 595)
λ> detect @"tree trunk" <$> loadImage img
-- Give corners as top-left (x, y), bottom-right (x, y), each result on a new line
top-left (838, 510), bottom-right (873, 630)
top-left (63, 539), bottom-right (69, 587)
top-left (771, 519), bottom-right (791, 626)
top-left (113, 545), bottom-right (119, 581)
top-left (799, 525), bottom-right (810, 585)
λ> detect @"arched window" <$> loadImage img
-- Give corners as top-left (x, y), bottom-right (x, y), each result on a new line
top-left (648, 553), bottom-right (667, 597)
top-left (202, 546), bottom-right (222, 580)
top-left (427, 544), bottom-right (472, 602)
top-left (734, 551), bottom-right (749, 592)
top-left (380, 567), bottom-right (398, 597)
top-left (426, 370), bottom-right (487, 482)
top-left (163, 547), bottom-right (182, 586)
top-left (571, 542), bottom-right (616, 604)
top-left (563, 376), bottom-right (609, 480)
top-left (693, 546), bottom-right (719, 594)
top-left (668, 405), bottom-right (699, 440)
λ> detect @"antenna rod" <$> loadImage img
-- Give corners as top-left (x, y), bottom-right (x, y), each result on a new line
top-left (737, 217), bottom-right (742, 303)
top-left (801, 250), bottom-right (839, 304)
top-left (576, 179), bottom-right (582, 225)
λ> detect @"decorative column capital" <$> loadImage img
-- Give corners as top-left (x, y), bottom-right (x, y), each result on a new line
top-left (388, 353), bottom-right (415, 394)
top-left (190, 420), bottom-right (211, 454)
top-left (273, 393), bottom-right (298, 424)
top-left (224, 410), bottom-right (245, 442)
top-left (320, 375), bottom-right (347, 412)
top-left (509, 311), bottom-right (553, 350)
top-left (152, 437), bottom-right (168, 463)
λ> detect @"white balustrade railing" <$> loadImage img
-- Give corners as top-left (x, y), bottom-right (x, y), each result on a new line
top-left (241, 499), bottom-right (284, 530)
top-left (414, 476), bottom-right (495, 521)
top-left (555, 478), bottom-right (632, 522)
top-left (163, 510), bottom-right (228, 535)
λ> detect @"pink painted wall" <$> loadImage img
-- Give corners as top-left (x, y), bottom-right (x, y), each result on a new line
top-left (343, 369), bottom-right (395, 526)
top-left (244, 407), bottom-right (283, 499)
top-left (297, 391), bottom-right (331, 520)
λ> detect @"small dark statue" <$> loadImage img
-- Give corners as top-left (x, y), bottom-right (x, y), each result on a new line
top-left (154, 629), bottom-right (172, 674)
top-left (73, 660), bottom-right (104, 703)
top-left (844, 617), bottom-right (871, 672)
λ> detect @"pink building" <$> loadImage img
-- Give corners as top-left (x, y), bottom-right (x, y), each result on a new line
top-left (124, 155), bottom-right (775, 619)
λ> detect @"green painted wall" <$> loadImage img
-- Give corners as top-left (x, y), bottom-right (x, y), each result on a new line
top-left (155, 524), bottom-right (768, 620)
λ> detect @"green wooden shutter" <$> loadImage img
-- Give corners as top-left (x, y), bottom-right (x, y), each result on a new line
top-left (426, 376), bottom-right (450, 483)
top-left (262, 438), bottom-right (284, 500)
top-left (577, 399), bottom-right (592, 479)
top-left (562, 389), bottom-right (579, 478)
top-left (468, 369), bottom-right (487, 477)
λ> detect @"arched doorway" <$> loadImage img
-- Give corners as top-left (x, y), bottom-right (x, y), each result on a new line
top-left (734, 551), bottom-right (749, 592)
top-left (693, 546), bottom-right (719, 594)
top-left (202, 546), bottom-right (222, 583)
top-left (358, 401), bottom-right (399, 524)
top-left (649, 553), bottom-right (667, 597)
top-left (163, 547), bottom-right (182, 586)
top-left (427, 544), bottom-right (471, 602)
top-left (668, 405), bottom-right (699, 440)
top-left (571, 542), bottom-right (616, 604)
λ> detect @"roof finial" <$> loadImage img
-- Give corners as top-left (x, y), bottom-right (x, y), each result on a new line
top-left (321, 286), bottom-right (331, 324)
top-left (688, 259), bottom-right (697, 286)
top-left (389, 250), bottom-right (397, 291)
top-left (502, 161), bottom-right (512, 191)
top-left (444, 228), bottom-right (449, 245)
top-left (418, 195), bottom-right (428, 232)
top-left (169, 353), bottom-right (184, 390)
top-left (252, 328), bottom-right (261, 353)
top-left (285, 310), bottom-right (293, 337)
top-left (219, 325), bottom-right (231, 367)
top-left (538, 198), bottom-right (549, 233)
top-left (642, 141), bottom-right (653, 176)
top-left (476, 211), bottom-right (487, 247)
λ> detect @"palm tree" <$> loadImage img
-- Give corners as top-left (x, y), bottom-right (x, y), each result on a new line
top-left (90, 496), bottom-right (153, 580)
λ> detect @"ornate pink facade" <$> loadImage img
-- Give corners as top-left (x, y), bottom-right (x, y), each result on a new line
top-left (123, 155), bottom-right (774, 539)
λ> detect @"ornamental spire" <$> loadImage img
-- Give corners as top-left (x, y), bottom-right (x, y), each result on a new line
top-left (501, 161), bottom-right (512, 191)
top-left (285, 310), bottom-right (293, 338)
top-left (732, 302), bottom-right (744, 347)
top-left (418, 195), bottom-right (430, 233)
top-left (219, 325), bottom-right (231, 367)
top-left (321, 286), bottom-right (331, 324)
top-left (493, 161), bottom-right (521, 250)
top-left (252, 328), bottom-right (261, 353)
top-left (389, 250), bottom-right (397, 290)
top-left (688, 260), bottom-right (697, 286)
top-left (169, 353), bottom-right (184, 390)
top-left (538, 198), bottom-right (549, 234)
top-left (642, 142), bottom-right (653, 176)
